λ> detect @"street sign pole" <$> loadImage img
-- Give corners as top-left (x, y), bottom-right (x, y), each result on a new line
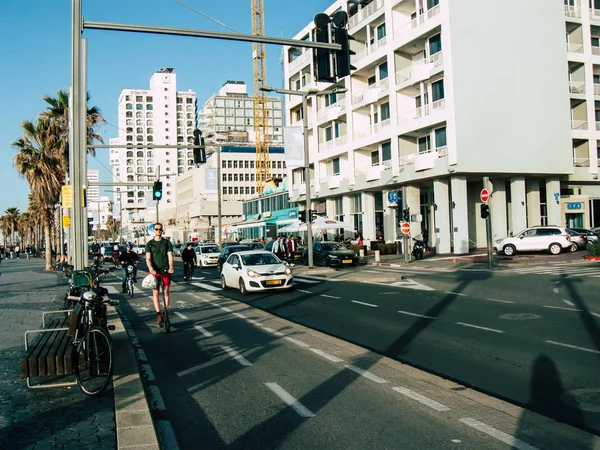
top-left (402, 186), bottom-right (410, 263)
top-left (483, 177), bottom-right (493, 271)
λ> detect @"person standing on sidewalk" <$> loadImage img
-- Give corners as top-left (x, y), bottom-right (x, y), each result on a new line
top-left (145, 223), bottom-right (174, 326)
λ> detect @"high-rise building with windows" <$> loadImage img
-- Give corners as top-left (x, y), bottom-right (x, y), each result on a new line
top-left (109, 68), bottom-right (197, 230)
top-left (282, 0), bottom-right (600, 254)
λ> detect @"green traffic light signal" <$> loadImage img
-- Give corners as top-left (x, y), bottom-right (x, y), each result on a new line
top-left (153, 181), bottom-right (163, 201)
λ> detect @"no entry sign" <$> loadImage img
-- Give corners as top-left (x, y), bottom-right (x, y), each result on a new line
top-left (401, 222), bottom-right (411, 235)
top-left (480, 189), bottom-right (490, 203)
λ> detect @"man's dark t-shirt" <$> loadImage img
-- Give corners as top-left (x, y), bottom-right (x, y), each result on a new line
top-left (145, 238), bottom-right (173, 272)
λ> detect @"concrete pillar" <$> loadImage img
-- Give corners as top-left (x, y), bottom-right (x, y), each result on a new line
top-left (433, 178), bottom-right (451, 254)
top-left (363, 192), bottom-right (376, 241)
top-left (451, 176), bottom-right (469, 254)
top-left (545, 178), bottom-right (562, 226)
top-left (405, 185), bottom-right (420, 239)
top-left (510, 177), bottom-right (527, 235)
top-left (382, 189), bottom-right (397, 242)
top-left (342, 195), bottom-right (353, 232)
top-left (526, 180), bottom-right (541, 227)
top-left (490, 179), bottom-right (508, 240)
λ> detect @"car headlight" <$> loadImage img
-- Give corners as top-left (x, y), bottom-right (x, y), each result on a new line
top-left (329, 255), bottom-right (339, 260)
top-left (285, 268), bottom-right (291, 276)
top-left (247, 269), bottom-right (259, 278)
top-left (495, 240), bottom-right (502, 244)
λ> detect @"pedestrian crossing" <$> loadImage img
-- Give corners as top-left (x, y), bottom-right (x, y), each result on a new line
top-left (498, 264), bottom-right (600, 277)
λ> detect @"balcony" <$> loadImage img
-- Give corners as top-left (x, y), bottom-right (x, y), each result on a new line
top-left (288, 51), bottom-right (311, 75)
top-left (393, 4), bottom-right (441, 40)
top-left (592, 8), bottom-right (600, 20)
top-left (318, 135), bottom-right (347, 152)
top-left (351, 78), bottom-right (389, 108)
top-left (567, 43), bottom-right (584, 54)
top-left (569, 81), bottom-right (586, 94)
top-left (565, 5), bottom-right (581, 18)
top-left (327, 175), bottom-right (342, 189)
top-left (317, 101), bottom-right (346, 122)
top-left (354, 36), bottom-right (388, 62)
top-left (571, 119), bottom-right (588, 130)
top-left (574, 157), bottom-right (590, 167)
top-left (398, 99), bottom-right (446, 124)
top-left (395, 52), bottom-right (444, 90)
top-left (353, 118), bottom-right (392, 140)
top-left (348, 0), bottom-right (384, 29)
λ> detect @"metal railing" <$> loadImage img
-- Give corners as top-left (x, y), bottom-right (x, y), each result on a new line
top-left (571, 119), bottom-right (588, 130)
top-left (348, 0), bottom-right (384, 29)
top-left (574, 157), bottom-right (590, 167)
top-left (567, 43), bottom-right (584, 53)
top-left (565, 5), bottom-right (581, 18)
top-left (569, 81), bottom-right (586, 94)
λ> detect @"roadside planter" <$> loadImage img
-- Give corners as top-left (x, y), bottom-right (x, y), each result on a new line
top-left (584, 242), bottom-right (600, 260)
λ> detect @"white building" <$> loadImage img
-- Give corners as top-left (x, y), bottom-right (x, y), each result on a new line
top-left (109, 68), bottom-right (197, 234)
top-left (86, 170), bottom-right (99, 203)
top-left (282, 0), bottom-right (600, 254)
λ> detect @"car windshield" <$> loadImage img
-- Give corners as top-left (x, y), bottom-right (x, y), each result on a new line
top-left (200, 246), bottom-right (220, 253)
top-left (321, 243), bottom-right (344, 251)
top-left (242, 253), bottom-right (280, 266)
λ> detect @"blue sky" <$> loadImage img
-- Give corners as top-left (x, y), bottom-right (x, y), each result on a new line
top-left (0, 0), bottom-right (332, 215)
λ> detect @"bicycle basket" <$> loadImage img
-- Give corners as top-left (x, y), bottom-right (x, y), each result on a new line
top-left (72, 270), bottom-right (92, 288)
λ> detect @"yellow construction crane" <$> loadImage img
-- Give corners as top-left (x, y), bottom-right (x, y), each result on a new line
top-left (251, 0), bottom-right (270, 195)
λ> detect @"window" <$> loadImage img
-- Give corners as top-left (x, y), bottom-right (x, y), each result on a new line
top-left (371, 150), bottom-right (380, 166)
top-left (435, 127), bottom-right (447, 148)
top-left (376, 23), bottom-right (386, 40)
top-left (227, 161), bottom-right (232, 168)
top-left (380, 102), bottom-right (390, 121)
top-left (382, 142), bottom-right (391, 161)
top-left (329, 157), bottom-right (340, 175)
top-left (233, 161), bottom-right (238, 168)
top-left (378, 62), bottom-right (388, 80)
top-left (228, 174), bottom-right (233, 182)
top-left (429, 34), bottom-right (442, 55)
top-left (222, 161), bottom-right (227, 168)
top-left (126, 103), bottom-right (132, 110)
top-left (431, 80), bottom-right (445, 102)
top-left (136, 104), bottom-right (143, 110)
top-left (325, 123), bottom-right (339, 141)
top-left (418, 135), bottom-right (431, 153)
top-left (234, 174), bottom-right (239, 182)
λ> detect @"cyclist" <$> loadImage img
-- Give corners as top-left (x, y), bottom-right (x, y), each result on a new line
top-left (90, 238), bottom-right (101, 268)
top-left (181, 242), bottom-right (196, 281)
top-left (119, 243), bottom-right (139, 293)
top-left (145, 223), bottom-right (174, 326)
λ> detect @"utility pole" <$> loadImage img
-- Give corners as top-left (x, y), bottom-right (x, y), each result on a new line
top-left (403, 185), bottom-right (410, 263)
top-left (217, 146), bottom-right (222, 247)
top-left (155, 166), bottom-right (160, 224)
top-left (483, 176), bottom-right (493, 270)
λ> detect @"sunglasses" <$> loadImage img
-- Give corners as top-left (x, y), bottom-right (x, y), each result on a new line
top-left (154, 228), bottom-right (163, 232)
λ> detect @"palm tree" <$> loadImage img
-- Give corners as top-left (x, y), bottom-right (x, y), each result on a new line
top-left (105, 215), bottom-right (121, 241)
top-left (12, 117), bottom-right (65, 270)
top-left (17, 212), bottom-right (34, 247)
top-left (3, 207), bottom-right (20, 245)
top-left (0, 214), bottom-right (11, 247)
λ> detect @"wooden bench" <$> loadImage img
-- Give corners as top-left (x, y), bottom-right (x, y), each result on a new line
top-left (20, 311), bottom-right (77, 389)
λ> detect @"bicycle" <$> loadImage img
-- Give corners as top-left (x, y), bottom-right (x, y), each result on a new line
top-left (70, 268), bottom-right (118, 396)
top-left (125, 264), bottom-right (135, 296)
top-left (183, 261), bottom-right (195, 282)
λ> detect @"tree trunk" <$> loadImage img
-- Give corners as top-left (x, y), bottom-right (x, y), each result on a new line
top-left (44, 223), bottom-right (53, 271)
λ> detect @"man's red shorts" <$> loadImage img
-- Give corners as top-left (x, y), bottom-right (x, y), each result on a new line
top-left (153, 272), bottom-right (172, 288)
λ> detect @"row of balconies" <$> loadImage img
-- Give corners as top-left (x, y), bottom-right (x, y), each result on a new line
top-left (569, 81), bottom-right (600, 95)
top-left (565, 5), bottom-right (600, 20)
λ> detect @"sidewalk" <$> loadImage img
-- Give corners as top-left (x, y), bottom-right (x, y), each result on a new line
top-left (0, 257), bottom-right (157, 450)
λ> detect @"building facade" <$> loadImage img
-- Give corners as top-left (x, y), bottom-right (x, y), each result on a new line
top-left (109, 68), bottom-right (197, 233)
top-left (282, 0), bottom-right (600, 253)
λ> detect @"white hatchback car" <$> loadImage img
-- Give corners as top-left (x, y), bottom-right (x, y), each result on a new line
top-left (195, 244), bottom-right (221, 268)
top-left (494, 226), bottom-right (572, 256)
top-left (220, 250), bottom-right (293, 295)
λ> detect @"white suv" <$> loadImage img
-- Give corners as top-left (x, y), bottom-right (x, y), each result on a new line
top-left (494, 226), bottom-right (573, 256)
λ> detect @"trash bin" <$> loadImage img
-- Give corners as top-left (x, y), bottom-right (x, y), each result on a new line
top-left (395, 239), bottom-right (403, 255)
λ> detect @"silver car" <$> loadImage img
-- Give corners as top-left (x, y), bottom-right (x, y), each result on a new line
top-left (494, 226), bottom-right (572, 256)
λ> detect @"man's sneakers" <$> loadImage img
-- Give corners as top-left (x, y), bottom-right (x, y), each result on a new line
top-left (156, 312), bottom-right (164, 328)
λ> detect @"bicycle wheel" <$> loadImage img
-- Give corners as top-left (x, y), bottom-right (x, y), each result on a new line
top-left (76, 326), bottom-right (113, 396)
top-left (128, 277), bottom-right (134, 296)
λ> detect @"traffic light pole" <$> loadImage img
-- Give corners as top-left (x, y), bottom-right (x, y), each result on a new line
top-left (483, 176), bottom-right (493, 270)
top-left (302, 94), bottom-right (314, 269)
top-left (403, 186), bottom-right (410, 263)
top-left (155, 166), bottom-right (160, 225)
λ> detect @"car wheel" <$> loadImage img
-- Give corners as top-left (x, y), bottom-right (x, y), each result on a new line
top-left (502, 244), bottom-right (516, 256)
top-left (239, 278), bottom-right (248, 295)
top-left (569, 243), bottom-right (578, 253)
top-left (549, 243), bottom-right (563, 255)
top-left (221, 275), bottom-right (228, 290)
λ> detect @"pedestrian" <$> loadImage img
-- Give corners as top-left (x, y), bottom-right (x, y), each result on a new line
top-left (271, 236), bottom-right (286, 261)
top-left (286, 235), bottom-right (297, 265)
top-left (15, 244), bottom-right (20, 259)
top-left (25, 244), bottom-right (31, 260)
top-left (145, 222), bottom-right (174, 327)
top-left (119, 244), bottom-right (139, 292)
top-left (357, 233), bottom-right (364, 246)
top-left (422, 228), bottom-right (430, 251)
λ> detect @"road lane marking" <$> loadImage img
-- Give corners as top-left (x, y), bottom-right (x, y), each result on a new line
top-left (545, 340), bottom-right (600, 354)
top-left (294, 277), bottom-right (322, 284)
top-left (221, 306), bottom-right (233, 312)
top-left (445, 291), bottom-right (467, 296)
top-left (232, 312), bottom-right (247, 319)
top-left (174, 312), bottom-right (188, 320)
top-left (456, 322), bottom-right (503, 333)
top-left (459, 418), bottom-right (538, 450)
top-left (320, 294), bottom-right (340, 299)
top-left (265, 383), bottom-right (315, 418)
top-left (563, 299), bottom-right (575, 306)
top-left (298, 289), bottom-right (312, 294)
top-left (553, 288), bottom-right (560, 294)
top-left (543, 306), bottom-right (582, 312)
top-left (351, 300), bottom-right (377, 308)
top-left (194, 324), bottom-right (213, 337)
top-left (484, 297), bottom-right (514, 304)
top-left (397, 310), bottom-right (435, 319)
top-left (221, 345), bottom-right (252, 366)
top-left (345, 365), bottom-right (388, 383)
top-left (284, 336), bottom-right (310, 347)
top-left (392, 387), bottom-right (450, 412)
top-left (310, 348), bottom-right (344, 363)
top-left (263, 326), bottom-right (276, 333)
top-left (177, 364), bottom-right (204, 377)
top-left (192, 282), bottom-right (221, 291)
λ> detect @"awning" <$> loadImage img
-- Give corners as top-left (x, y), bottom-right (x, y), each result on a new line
top-left (232, 219), bottom-right (266, 230)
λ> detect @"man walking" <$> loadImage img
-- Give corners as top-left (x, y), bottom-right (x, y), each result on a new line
top-left (145, 223), bottom-right (174, 326)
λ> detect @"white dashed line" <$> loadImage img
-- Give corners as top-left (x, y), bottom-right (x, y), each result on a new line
top-left (309, 348), bottom-right (343, 363)
top-left (351, 300), bottom-right (377, 308)
top-left (445, 291), bottom-right (467, 296)
top-left (553, 288), bottom-right (560, 294)
top-left (320, 294), bottom-right (340, 299)
top-left (392, 387), bottom-right (450, 412)
top-left (543, 306), bottom-right (582, 312)
top-left (459, 418), bottom-right (539, 450)
top-left (191, 282), bottom-right (221, 291)
top-left (398, 310), bottom-right (435, 319)
top-left (563, 299), bottom-right (575, 306)
top-left (232, 312), bottom-right (247, 319)
top-left (265, 383), bottom-right (315, 418)
top-left (455, 322), bottom-right (504, 333)
top-left (545, 340), bottom-right (600, 354)
top-left (174, 312), bottom-right (188, 320)
top-left (221, 306), bottom-right (233, 312)
top-left (194, 324), bottom-right (213, 337)
top-left (484, 297), bottom-right (514, 304)
top-left (298, 289), bottom-right (312, 294)
top-left (284, 336), bottom-right (310, 347)
top-left (345, 365), bottom-right (388, 383)
top-left (294, 277), bottom-right (322, 284)
top-left (221, 345), bottom-right (252, 366)
top-left (177, 364), bottom-right (204, 377)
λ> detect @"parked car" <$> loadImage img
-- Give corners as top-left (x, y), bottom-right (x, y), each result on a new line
top-left (131, 245), bottom-right (146, 255)
top-left (220, 250), bottom-right (293, 295)
top-left (568, 227), bottom-right (600, 245)
top-left (195, 244), bottom-right (221, 268)
top-left (217, 245), bottom-right (251, 272)
top-left (494, 226), bottom-right (572, 256)
top-left (172, 243), bottom-right (183, 257)
top-left (241, 241), bottom-right (265, 250)
top-left (302, 241), bottom-right (359, 267)
top-left (566, 229), bottom-right (587, 251)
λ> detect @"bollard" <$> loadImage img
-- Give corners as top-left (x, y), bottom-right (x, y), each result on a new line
top-left (375, 250), bottom-right (380, 262)
top-left (359, 249), bottom-right (365, 258)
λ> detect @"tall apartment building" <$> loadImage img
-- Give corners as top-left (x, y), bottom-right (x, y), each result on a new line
top-left (198, 80), bottom-right (283, 146)
top-left (282, 0), bottom-right (600, 254)
top-left (109, 68), bottom-right (197, 232)
top-left (86, 170), bottom-right (99, 203)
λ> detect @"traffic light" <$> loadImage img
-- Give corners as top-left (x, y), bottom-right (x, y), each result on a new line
top-left (152, 181), bottom-right (163, 201)
top-left (480, 203), bottom-right (490, 219)
top-left (298, 210), bottom-right (306, 222)
top-left (193, 129), bottom-right (206, 164)
top-left (331, 11), bottom-right (355, 79)
top-left (403, 208), bottom-right (410, 222)
top-left (309, 210), bottom-right (317, 221)
top-left (313, 13), bottom-right (333, 82)
top-left (87, 217), bottom-right (93, 236)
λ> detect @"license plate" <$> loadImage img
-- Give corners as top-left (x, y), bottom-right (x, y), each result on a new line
top-left (266, 280), bottom-right (282, 286)
top-left (343, 259), bottom-right (352, 264)
top-left (294, 254), bottom-right (302, 260)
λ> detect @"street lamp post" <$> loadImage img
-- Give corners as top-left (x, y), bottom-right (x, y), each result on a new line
top-left (259, 85), bottom-right (347, 269)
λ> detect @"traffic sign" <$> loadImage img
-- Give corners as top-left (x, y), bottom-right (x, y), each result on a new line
top-left (480, 188), bottom-right (490, 203)
top-left (400, 222), bottom-right (411, 235)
